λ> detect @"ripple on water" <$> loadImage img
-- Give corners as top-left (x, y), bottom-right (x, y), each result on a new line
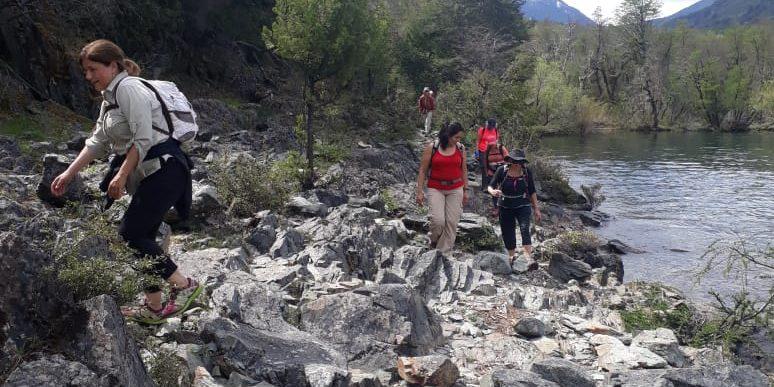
top-left (543, 131), bottom-right (774, 301)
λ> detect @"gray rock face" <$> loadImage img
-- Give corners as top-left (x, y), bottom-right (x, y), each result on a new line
top-left (5, 355), bottom-right (102, 387)
top-left (594, 335), bottom-right (668, 371)
top-left (473, 252), bottom-right (513, 275)
top-left (662, 365), bottom-right (769, 387)
top-left (632, 328), bottom-right (686, 368)
top-left (510, 284), bottom-right (588, 311)
top-left (300, 284), bottom-right (445, 370)
top-left (269, 228), bottom-right (305, 258)
top-left (480, 369), bottom-right (559, 387)
top-left (72, 295), bottom-right (154, 387)
top-left (398, 355), bottom-right (459, 386)
top-left (308, 189), bottom-right (349, 208)
top-left (200, 317), bottom-right (348, 386)
top-left (174, 247), bottom-right (249, 286)
top-left (530, 358), bottom-right (595, 387)
top-left (286, 196), bottom-right (328, 217)
top-left (392, 249), bottom-right (495, 300)
top-left (209, 271), bottom-right (288, 331)
top-left (191, 184), bottom-right (223, 216)
top-left (37, 154), bottom-right (84, 206)
top-left (192, 99), bottom-right (270, 141)
top-left (456, 212), bottom-right (501, 251)
top-left (547, 252), bottom-right (592, 283)
top-left (515, 317), bottom-right (546, 338)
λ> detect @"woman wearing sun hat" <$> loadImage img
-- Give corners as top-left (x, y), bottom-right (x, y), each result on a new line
top-left (487, 149), bottom-right (542, 268)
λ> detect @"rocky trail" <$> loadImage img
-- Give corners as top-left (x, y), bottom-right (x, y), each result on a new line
top-left (0, 102), bottom-right (770, 387)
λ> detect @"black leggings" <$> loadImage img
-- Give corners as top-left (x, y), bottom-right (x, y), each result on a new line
top-left (499, 206), bottom-right (532, 250)
top-left (479, 154), bottom-right (489, 192)
top-left (118, 157), bottom-right (186, 292)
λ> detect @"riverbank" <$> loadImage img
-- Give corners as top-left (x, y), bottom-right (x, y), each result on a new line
top-left (0, 103), bottom-right (771, 385)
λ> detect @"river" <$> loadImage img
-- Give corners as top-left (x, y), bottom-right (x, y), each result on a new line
top-left (541, 131), bottom-right (774, 301)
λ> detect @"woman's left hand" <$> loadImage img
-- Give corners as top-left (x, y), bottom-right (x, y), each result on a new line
top-left (462, 190), bottom-right (469, 205)
top-left (534, 209), bottom-right (542, 223)
top-left (108, 174), bottom-right (128, 200)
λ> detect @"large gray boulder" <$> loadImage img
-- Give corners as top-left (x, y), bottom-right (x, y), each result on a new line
top-left (71, 295), bottom-right (154, 387)
top-left (662, 365), bottom-right (770, 387)
top-left (37, 154), bottom-right (85, 206)
top-left (209, 271), bottom-right (288, 331)
top-left (174, 247), bottom-right (250, 286)
top-left (547, 252), bottom-right (592, 283)
top-left (269, 228), bottom-right (305, 258)
top-left (286, 196), bottom-right (328, 217)
top-left (632, 328), bottom-right (686, 368)
top-left (300, 284), bottom-right (445, 370)
top-left (200, 317), bottom-right (348, 386)
top-left (480, 369), bottom-right (559, 387)
top-left (530, 358), bottom-right (596, 387)
top-left (392, 249), bottom-right (495, 300)
top-left (473, 251), bottom-right (513, 275)
top-left (5, 355), bottom-right (102, 387)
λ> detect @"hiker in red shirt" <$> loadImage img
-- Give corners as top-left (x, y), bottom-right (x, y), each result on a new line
top-left (476, 118), bottom-right (499, 192)
top-left (418, 87), bottom-right (436, 135)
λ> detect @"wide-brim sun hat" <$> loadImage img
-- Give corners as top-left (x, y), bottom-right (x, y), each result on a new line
top-left (505, 149), bottom-right (528, 163)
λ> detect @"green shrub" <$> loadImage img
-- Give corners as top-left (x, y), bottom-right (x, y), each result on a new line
top-left (380, 188), bottom-right (400, 216)
top-left (621, 283), bottom-right (698, 343)
top-left (50, 207), bottom-right (154, 304)
top-left (148, 349), bottom-right (192, 387)
top-left (580, 184), bottom-right (606, 210)
top-left (530, 157), bottom-right (583, 205)
top-left (211, 153), bottom-right (298, 217)
top-left (554, 230), bottom-right (601, 255)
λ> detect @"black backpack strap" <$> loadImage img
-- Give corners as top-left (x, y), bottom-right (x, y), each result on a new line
top-left (428, 140), bottom-right (439, 177)
top-left (111, 77), bottom-right (174, 139)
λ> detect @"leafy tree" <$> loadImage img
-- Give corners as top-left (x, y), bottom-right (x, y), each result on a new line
top-left (263, 0), bottom-right (383, 187)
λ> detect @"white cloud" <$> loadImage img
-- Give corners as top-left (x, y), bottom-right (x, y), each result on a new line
top-left (561, 0), bottom-right (703, 21)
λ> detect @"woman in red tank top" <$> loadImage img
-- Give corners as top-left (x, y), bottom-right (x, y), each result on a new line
top-left (416, 122), bottom-right (469, 254)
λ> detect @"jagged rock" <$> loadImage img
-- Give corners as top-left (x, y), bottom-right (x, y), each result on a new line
top-left (392, 249), bottom-right (495, 300)
top-left (547, 252), bottom-right (592, 283)
top-left (510, 285), bottom-right (588, 311)
top-left (606, 239), bottom-right (644, 255)
top-left (401, 213), bottom-right (428, 232)
top-left (456, 212), bottom-right (501, 251)
top-left (5, 355), bottom-right (102, 387)
top-left (593, 335), bottom-right (668, 371)
top-left (209, 271), bottom-right (287, 331)
top-left (191, 184), bottom-right (223, 216)
top-left (72, 295), bottom-right (154, 386)
top-left (300, 284), bottom-right (445, 370)
top-left (473, 252), bottom-right (512, 275)
top-left (515, 317), bottom-right (546, 338)
top-left (610, 365), bottom-right (770, 387)
top-left (174, 247), bottom-right (249, 285)
top-left (661, 365), bottom-right (769, 387)
top-left (397, 355), bottom-right (459, 387)
top-left (308, 189), bottom-right (349, 208)
top-left (350, 369), bottom-right (387, 387)
top-left (681, 346), bottom-right (725, 368)
top-left (37, 154), bottom-right (85, 206)
top-left (530, 358), bottom-right (595, 387)
top-left (480, 369), bottom-right (560, 387)
top-left (269, 228), bottom-right (305, 258)
top-left (631, 328), bottom-right (686, 368)
top-left (580, 252), bottom-right (624, 285)
top-left (200, 317), bottom-right (347, 386)
top-left (577, 211), bottom-right (606, 227)
top-left (245, 224), bottom-right (277, 255)
top-left (532, 337), bottom-right (561, 357)
top-left (66, 132), bottom-right (89, 151)
top-left (511, 256), bottom-right (533, 274)
top-left (450, 333), bottom-right (541, 371)
top-left (734, 327), bottom-right (773, 374)
top-left (286, 196), bottom-right (328, 217)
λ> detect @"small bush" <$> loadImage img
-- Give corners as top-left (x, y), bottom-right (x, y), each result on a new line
top-left (380, 188), bottom-right (400, 216)
top-left (580, 183), bottom-right (605, 210)
top-left (555, 230), bottom-right (601, 255)
top-left (621, 283), bottom-right (699, 343)
top-left (50, 207), bottom-right (155, 304)
top-left (530, 157), bottom-right (583, 205)
top-left (211, 153), bottom-right (299, 217)
top-left (148, 349), bottom-right (192, 387)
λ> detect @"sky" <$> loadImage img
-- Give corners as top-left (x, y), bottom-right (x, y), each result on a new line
top-left (563, 0), bottom-right (703, 20)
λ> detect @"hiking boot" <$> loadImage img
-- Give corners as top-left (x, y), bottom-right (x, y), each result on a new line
top-left (167, 277), bottom-right (203, 316)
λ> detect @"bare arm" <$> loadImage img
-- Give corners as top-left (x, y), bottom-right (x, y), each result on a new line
top-left (107, 145), bottom-right (139, 200)
top-left (50, 146), bottom-right (98, 197)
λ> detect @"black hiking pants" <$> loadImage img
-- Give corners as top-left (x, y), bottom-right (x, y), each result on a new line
top-left (118, 157), bottom-right (186, 292)
top-left (499, 206), bottom-right (532, 250)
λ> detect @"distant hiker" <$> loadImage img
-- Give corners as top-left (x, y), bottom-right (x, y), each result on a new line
top-left (487, 149), bottom-right (542, 268)
top-left (485, 141), bottom-right (509, 216)
top-left (418, 87), bottom-right (436, 135)
top-left (476, 118), bottom-right (499, 191)
top-left (50, 39), bottom-right (202, 323)
top-left (416, 122), bottom-right (469, 253)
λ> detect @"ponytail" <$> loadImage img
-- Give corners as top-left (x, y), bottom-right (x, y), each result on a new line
top-left (123, 59), bottom-right (141, 76)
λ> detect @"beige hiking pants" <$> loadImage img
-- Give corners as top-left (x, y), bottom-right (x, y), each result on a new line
top-left (427, 187), bottom-right (463, 253)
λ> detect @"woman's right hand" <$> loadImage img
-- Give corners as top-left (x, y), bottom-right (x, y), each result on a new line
top-left (51, 171), bottom-right (74, 197)
top-left (416, 190), bottom-right (425, 206)
top-left (490, 189), bottom-right (503, 197)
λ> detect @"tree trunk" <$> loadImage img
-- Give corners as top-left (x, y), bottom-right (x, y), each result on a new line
top-left (303, 80), bottom-right (315, 190)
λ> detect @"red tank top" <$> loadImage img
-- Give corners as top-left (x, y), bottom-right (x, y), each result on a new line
top-left (428, 147), bottom-right (464, 190)
top-left (477, 127), bottom-right (499, 151)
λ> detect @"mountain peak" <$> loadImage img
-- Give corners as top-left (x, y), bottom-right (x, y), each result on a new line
top-left (522, 0), bottom-right (594, 25)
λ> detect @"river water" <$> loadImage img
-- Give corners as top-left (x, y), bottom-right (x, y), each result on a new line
top-left (541, 131), bottom-right (774, 301)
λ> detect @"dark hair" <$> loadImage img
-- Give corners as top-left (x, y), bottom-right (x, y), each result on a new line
top-left (80, 39), bottom-right (141, 76)
top-left (486, 118), bottom-right (497, 128)
top-left (439, 122), bottom-right (464, 149)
